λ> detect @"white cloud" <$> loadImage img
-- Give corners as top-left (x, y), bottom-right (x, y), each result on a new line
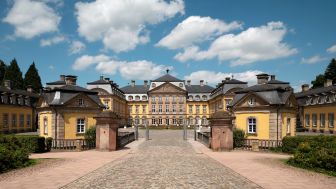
top-left (75, 0), bottom-right (184, 53)
top-left (40, 35), bottom-right (65, 46)
top-left (156, 16), bottom-right (242, 49)
top-left (174, 22), bottom-right (297, 66)
top-left (327, 44), bottom-right (336, 53)
top-left (301, 55), bottom-right (327, 64)
top-left (3, 0), bottom-right (61, 39)
top-left (73, 54), bottom-right (172, 80)
top-left (184, 70), bottom-right (263, 85)
top-left (69, 40), bottom-right (86, 55)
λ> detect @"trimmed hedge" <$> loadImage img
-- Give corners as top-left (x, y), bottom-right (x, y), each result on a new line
top-left (15, 135), bottom-right (46, 153)
top-left (233, 128), bottom-right (245, 148)
top-left (84, 126), bottom-right (96, 147)
top-left (0, 135), bottom-right (30, 173)
top-left (46, 137), bottom-right (53, 152)
top-left (282, 135), bottom-right (336, 154)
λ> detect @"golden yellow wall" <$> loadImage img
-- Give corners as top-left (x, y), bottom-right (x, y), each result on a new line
top-left (281, 112), bottom-right (296, 137)
top-left (0, 105), bottom-right (33, 132)
top-left (235, 112), bottom-right (270, 140)
top-left (303, 105), bottom-right (336, 131)
top-left (186, 101), bottom-right (210, 118)
top-left (128, 102), bottom-right (148, 116)
top-left (38, 111), bottom-right (53, 138)
top-left (64, 113), bottom-right (97, 139)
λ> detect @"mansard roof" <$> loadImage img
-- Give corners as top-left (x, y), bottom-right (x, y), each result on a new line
top-left (0, 86), bottom-right (39, 98)
top-left (186, 85), bottom-right (214, 93)
top-left (295, 85), bottom-right (336, 98)
top-left (46, 80), bottom-right (66, 85)
top-left (87, 79), bottom-right (110, 85)
top-left (152, 74), bottom-right (183, 82)
top-left (120, 85), bottom-right (150, 94)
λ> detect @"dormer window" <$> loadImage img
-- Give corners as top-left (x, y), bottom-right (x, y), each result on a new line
top-left (78, 98), bottom-right (85, 106)
top-left (306, 97), bottom-right (313, 105)
top-left (195, 95), bottom-right (200, 101)
top-left (319, 96), bottom-right (326, 104)
top-left (179, 83), bottom-right (183, 87)
top-left (135, 95), bottom-right (140, 101)
top-left (128, 96), bottom-right (133, 101)
top-left (188, 95), bottom-right (193, 101)
top-left (202, 95), bottom-right (207, 101)
top-left (248, 97), bottom-right (256, 106)
top-left (152, 83), bottom-right (156, 88)
top-left (142, 95), bottom-right (147, 101)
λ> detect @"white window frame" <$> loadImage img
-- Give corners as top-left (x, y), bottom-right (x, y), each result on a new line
top-left (77, 118), bottom-right (85, 134)
top-left (247, 117), bottom-right (257, 134)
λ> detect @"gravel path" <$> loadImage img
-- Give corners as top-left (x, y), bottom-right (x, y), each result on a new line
top-left (62, 130), bottom-right (260, 189)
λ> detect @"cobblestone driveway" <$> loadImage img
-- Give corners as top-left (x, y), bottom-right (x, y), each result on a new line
top-left (63, 130), bottom-right (260, 189)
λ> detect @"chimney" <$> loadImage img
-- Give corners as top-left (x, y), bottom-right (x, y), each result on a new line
top-left (26, 85), bottom-right (33, 93)
top-left (301, 84), bottom-right (309, 92)
top-left (270, 75), bottom-right (276, 81)
top-left (256, 73), bottom-right (269, 84)
top-left (65, 75), bottom-right (77, 85)
top-left (131, 80), bottom-right (135, 87)
top-left (104, 77), bottom-right (110, 81)
top-left (60, 75), bottom-right (65, 81)
top-left (187, 80), bottom-right (191, 86)
top-left (100, 75), bottom-right (104, 80)
top-left (324, 79), bottom-right (332, 87)
top-left (200, 80), bottom-right (204, 86)
top-left (3, 80), bottom-right (12, 90)
top-left (144, 80), bottom-right (148, 87)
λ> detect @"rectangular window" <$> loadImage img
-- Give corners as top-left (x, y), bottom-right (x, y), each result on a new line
top-left (305, 114), bottom-right (310, 126)
top-left (3, 113), bottom-right (8, 128)
top-left (77, 118), bottom-right (85, 133)
top-left (286, 118), bottom-right (291, 134)
top-left (172, 118), bottom-right (177, 125)
top-left (152, 105), bottom-right (156, 112)
top-left (328, 113), bottom-right (334, 128)
top-left (165, 105), bottom-right (169, 112)
top-left (159, 96), bottom-right (162, 102)
top-left (179, 105), bottom-right (183, 112)
top-left (172, 96), bottom-right (176, 102)
top-left (165, 96), bottom-right (170, 102)
top-left (19, 114), bottom-right (24, 127)
top-left (196, 105), bottom-right (200, 114)
top-left (135, 105), bottom-right (139, 113)
top-left (320, 113), bottom-right (325, 128)
top-left (43, 117), bottom-right (48, 135)
top-left (128, 106), bottom-right (132, 114)
top-left (312, 114), bottom-right (317, 127)
top-left (189, 105), bottom-right (193, 114)
top-left (78, 98), bottom-right (84, 106)
top-left (12, 114), bottom-right (17, 127)
top-left (152, 118), bottom-right (156, 125)
top-left (172, 105), bottom-right (176, 112)
top-left (165, 118), bottom-right (169, 125)
top-left (151, 96), bottom-right (156, 102)
top-left (202, 105), bottom-right (206, 114)
top-left (26, 114), bottom-right (31, 127)
top-left (142, 105), bottom-right (146, 113)
top-left (159, 105), bottom-right (162, 112)
top-left (158, 118), bottom-right (162, 125)
top-left (179, 96), bottom-right (184, 102)
top-left (248, 118), bottom-right (256, 134)
top-left (104, 100), bottom-right (109, 109)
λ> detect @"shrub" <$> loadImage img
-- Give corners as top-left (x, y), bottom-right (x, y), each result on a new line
top-left (85, 126), bottom-right (96, 147)
top-left (282, 135), bottom-right (336, 154)
top-left (15, 135), bottom-right (46, 153)
top-left (45, 137), bottom-right (53, 152)
top-left (0, 135), bottom-right (30, 173)
top-left (233, 128), bottom-right (245, 148)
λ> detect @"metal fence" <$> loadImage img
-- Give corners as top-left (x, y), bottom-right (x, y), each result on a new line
top-left (197, 131), bottom-right (210, 147)
top-left (117, 131), bottom-right (135, 148)
top-left (51, 139), bottom-right (96, 151)
top-left (241, 139), bottom-right (282, 151)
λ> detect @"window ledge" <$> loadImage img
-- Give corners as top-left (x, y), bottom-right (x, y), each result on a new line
top-left (247, 133), bottom-right (257, 136)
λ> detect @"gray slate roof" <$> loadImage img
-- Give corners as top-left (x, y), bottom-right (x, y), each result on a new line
top-left (120, 85), bottom-right (150, 94)
top-left (267, 79), bottom-right (289, 84)
top-left (0, 86), bottom-right (39, 98)
top-left (186, 85), bottom-right (214, 93)
top-left (295, 85), bottom-right (336, 98)
top-left (46, 80), bottom-right (66, 85)
top-left (152, 74), bottom-right (183, 82)
top-left (87, 79), bottom-right (110, 85)
top-left (235, 84), bottom-right (286, 93)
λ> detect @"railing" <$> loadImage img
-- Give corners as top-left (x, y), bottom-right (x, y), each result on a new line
top-left (51, 139), bottom-right (96, 151)
top-left (197, 131), bottom-right (210, 147)
top-left (118, 131), bottom-right (135, 148)
top-left (241, 139), bottom-right (282, 151)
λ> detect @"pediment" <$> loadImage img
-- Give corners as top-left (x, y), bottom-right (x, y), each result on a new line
top-left (235, 92), bottom-right (269, 108)
top-left (285, 94), bottom-right (297, 108)
top-left (90, 88), bottom-right (109, 95)
top-left (37, 97), bottom-right (49, 108)
top-left (149, 82), bottom-right (186, 94)
top-left (64, 93), bottom-right (101, 108)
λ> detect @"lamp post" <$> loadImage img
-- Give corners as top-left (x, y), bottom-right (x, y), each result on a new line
top-left (145, 119), bottom-right (149, 141)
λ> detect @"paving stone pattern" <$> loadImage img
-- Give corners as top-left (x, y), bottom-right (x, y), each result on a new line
top-left (62, 130), bottom-right (260, 189)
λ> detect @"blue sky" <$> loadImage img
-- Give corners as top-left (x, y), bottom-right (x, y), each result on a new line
top-left (0, 0), bottom-right (335, 91)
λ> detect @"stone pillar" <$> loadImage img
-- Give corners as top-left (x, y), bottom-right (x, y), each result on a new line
top-left (94, 111), bottom-right (120, 151)
top-left (209, 111), bottom-right (234, 151)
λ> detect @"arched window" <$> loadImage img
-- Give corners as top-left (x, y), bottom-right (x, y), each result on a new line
top-left (43, 117), bottom-right (48, 135)
top-left (202, 95), bottom-right (207, 101)
top-left (179, 83), bottom-right (183, 87)
top-left (188, 95), bottom-right (193, 101)
top-left (195, 95), bottom-right (200, 101)
top-left (248, 97), bottom-right (255, 106)
top-left (142, 95), bottom-right (147, 101)
top-left (128, 96), bottom-right (133, 101)
top-left (135, 95), bottom-right (140, 101)
top-left (152, 83), bottom-right (156, 88)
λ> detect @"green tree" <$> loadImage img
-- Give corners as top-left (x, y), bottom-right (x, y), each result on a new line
top-left (3, 58), bottom-right (24, 89)
top-left (24, 62), bottom-right (42, 92)
top-left (0, 60), bottom-right (6, 84)
top-left (324, 58), bottom-right (336, 84)
top-left (311, 74), bottom-right (325, 89)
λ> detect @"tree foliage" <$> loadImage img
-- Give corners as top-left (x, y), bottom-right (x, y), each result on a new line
top-left (3, 59), bottom-right (24, 89)
top-left (311, 74), bottom-right (325, 89)
top-left (0, 60), bottom-right (6, 84)
top-left (24, 62), bottom-right (42, 92)
top-left (311, 58), bottom-right (336, 88)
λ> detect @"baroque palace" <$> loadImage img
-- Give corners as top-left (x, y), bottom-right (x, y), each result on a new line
top-left (1, 71), bottom-right (335, 140)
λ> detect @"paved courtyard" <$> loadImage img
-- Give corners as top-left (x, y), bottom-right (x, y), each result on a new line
top-left (62, 130), bottom-right (260, 189)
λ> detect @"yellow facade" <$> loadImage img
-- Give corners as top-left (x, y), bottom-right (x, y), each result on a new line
top-left (281, 112), bottom-right (296, 137)
top-left (38, 111), bottom-right (53, 138)
top-left (64, 113), bottom-right (97, 139)
top-left (303, 106), bottom-right (336, 132)
top-left (235, 112), bottom-right (270, 140)
top-left (100, 96), bottom-right (127, 118)
top-left (186, 101), bottom-right (210, 124)
top-left (128, 101), bottom-right (148, 125)
top-left (0, 105), bottom-right (33, 133)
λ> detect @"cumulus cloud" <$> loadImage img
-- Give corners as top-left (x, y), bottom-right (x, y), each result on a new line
top-left (69, 40), bottom-right (86, 55)
top-left (327, 44), bottom-right (336, 53)
top-left (73, 54), bottom-right (172, 80)
top-left (156, 16), bottom-right (242, 49)
top-left (40, 35), bottom-right (65, 46)
top-left (3, 0), bottom-right (61, 39)
top-left (184, 70), bottom-right (263, 85)
top-left (169, 21), bottom-right (297, 66)
top-left (75, 0), bottom-right (184, 53)
top-left (301, 55), bottom-right (327, 64)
